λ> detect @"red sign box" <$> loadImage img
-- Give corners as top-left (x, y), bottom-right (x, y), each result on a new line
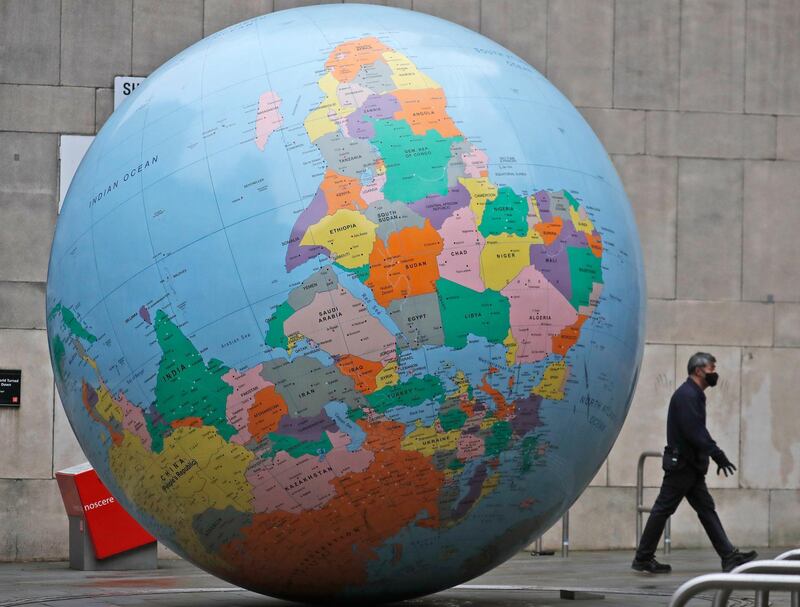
top-left (56, 463), bottom-right (155, 559)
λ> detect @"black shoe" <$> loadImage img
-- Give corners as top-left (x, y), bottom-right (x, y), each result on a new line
top-left (632, 557), bottom-right (672, 574)
top-left (721, 548), bottom-right (758, 572)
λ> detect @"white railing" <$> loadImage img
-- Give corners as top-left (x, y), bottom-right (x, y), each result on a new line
top-left (669, 550), bottom-right (800, 607)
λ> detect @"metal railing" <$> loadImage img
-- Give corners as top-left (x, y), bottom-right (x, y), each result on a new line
top-left (758, 550), bottom-right (800, 607)
top-left (777, 548), bottom-right (800, 561)
top-left (636, 451), bottom-right (671, 554)
top-left (669, 573), bottom-right (800, 607)
top-left (530, 510), bottom-right (570, 557)
top-left (711, 560), bottom-right (800, 607)
top-left (668, 549), bottom-right (800, 607)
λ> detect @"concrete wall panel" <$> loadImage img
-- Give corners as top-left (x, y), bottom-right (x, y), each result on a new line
top-left (613, 0), bottom-right (680, 110)
top-left (646, 112), bottom-right (775, 160)
top-left (579, 109), bottom-right (644, 156)
top-left (61, 0), bottom-right (133, 88)
top-left (745, 0), bottom-right (800, 115)
top-left (675, 346), bottom-right (740, 489)
top-left (132, 0), bottom-right (203, 75)
top-left (774, 303), bottom-right (800, 347)
top-left (0, 330), bottom-right (54, 479)
top-left (769, 490), bottom-right (800, 547)
top-left (481, 0), bottom-right (547, 74)
top-left (590, 461), bottom-right (607, 487)
top-left (608, 345), bottom-right (675, 487)
top-left (647, 300), bottom-right (773, 347)
top-left (743, 161), bottom-right (800, 302)
top-left (777, 117), bottom-right (800, 161)
top-left (707, 489), bottom-right (771, 548)
top-left (0, 0), bottom-right (61, 85)
top-left (0, 283), bottom-right (46, 330)
top-left (741, 347), bottom-right (800, 490)
top-left (95, 89), bottom-right (113, 133)
top-left (546, 0), bottom-right (613, 108)
top-left (0, 193), bottom-right (56, 283)
top-left (0, 480), bottom-right (67, 561)
top-left (0, 133), bottom-right (58, 196)
top-left (613, 155), bottom-right (677, 299)
top-left (676, 159), bottom-right (743, 301)
top-left (0, 481), bottom-right (16, 557)
top-left (0, 86), bottom-right (95, 134)
top-left (413, 0), bottom-right (480, 32)
top-left (568, 487), bottom-right (637, 550)
top-left (204, 0), bottom-right (273, 36)
top-left (679, 0), bottom-right (745, 113)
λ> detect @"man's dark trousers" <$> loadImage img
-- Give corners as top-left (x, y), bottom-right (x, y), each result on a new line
top-left (635, 465), bottom-right (734, 561)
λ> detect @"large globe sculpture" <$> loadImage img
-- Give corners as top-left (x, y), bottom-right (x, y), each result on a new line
top-left (47, 4), bottom-right (645, 602)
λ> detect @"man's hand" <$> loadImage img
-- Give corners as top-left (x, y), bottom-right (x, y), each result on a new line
top-left (712, 451), bottom-right (736, 477)
top-left (717, 462), bottom-right (736, 477)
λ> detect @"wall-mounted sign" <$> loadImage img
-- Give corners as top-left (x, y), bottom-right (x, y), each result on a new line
top-left (113, 76), bottom-right (145, 109)
top-left (0, 370), bottom-right (21, 406)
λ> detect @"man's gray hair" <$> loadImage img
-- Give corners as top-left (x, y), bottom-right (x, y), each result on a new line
top-left (687, 352), bottom-right (716, 375)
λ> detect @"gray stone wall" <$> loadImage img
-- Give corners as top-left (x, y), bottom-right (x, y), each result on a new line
top-left (0, 0), bottom-right (797, 560)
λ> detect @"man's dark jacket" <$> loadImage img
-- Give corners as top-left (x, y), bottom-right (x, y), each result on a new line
top-left (666, 379), bottom-right (722, 474)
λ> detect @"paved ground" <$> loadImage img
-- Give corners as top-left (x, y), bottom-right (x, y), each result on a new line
top-left (0, 548), bottom-right (792, 607)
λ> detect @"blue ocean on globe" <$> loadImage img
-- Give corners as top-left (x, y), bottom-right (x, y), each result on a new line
top-left (47, 3), bottom-right (645, 601)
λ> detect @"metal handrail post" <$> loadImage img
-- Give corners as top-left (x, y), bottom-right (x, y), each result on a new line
top-left (775, 549), bottom-right (800, 607)
top-left (712, 561), bottom-right (800, 607)
top-left (561, 510), bottom-right (569, 558)
top-left (636, 452), bottom-right (650, 541)
top-left (760, 553), bottom-right (800, 607)
top-left (636, 451), bottom-right (671, 554)
top-left (665, 517), bottom-right (672, 554)
top-left (670, 573), bottom-right (800, 607)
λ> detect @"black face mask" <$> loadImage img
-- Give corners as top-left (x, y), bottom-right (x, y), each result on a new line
top-left (704, 372), bottom-right (719, 387)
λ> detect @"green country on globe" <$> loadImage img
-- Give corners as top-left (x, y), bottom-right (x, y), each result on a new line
top-left (47, 4), bottom-right (645, 602)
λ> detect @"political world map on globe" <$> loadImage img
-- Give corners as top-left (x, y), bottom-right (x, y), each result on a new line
top-left (47, 4), bottom-right (645, 602)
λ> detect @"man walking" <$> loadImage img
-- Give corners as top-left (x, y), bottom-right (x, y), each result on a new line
top-left (631, 352), bottom-right (758, 574)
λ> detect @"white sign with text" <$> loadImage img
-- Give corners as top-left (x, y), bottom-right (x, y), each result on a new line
top-left (113, 76), bottom-right (145, 109)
